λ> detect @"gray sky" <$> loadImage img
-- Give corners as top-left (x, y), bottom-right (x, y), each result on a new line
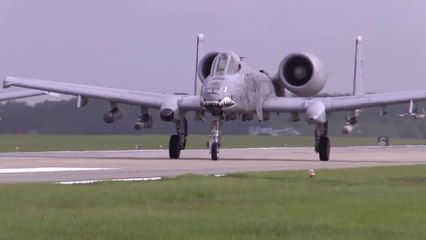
top-left (0, 0), bottom-right (425, 99)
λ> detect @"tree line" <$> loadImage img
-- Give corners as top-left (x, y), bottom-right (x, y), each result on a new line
top-left (1, 97), bottom-right (425, 138)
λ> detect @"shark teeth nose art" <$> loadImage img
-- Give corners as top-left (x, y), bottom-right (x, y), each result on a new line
top-left (202, 97), bottom-right (236, 110)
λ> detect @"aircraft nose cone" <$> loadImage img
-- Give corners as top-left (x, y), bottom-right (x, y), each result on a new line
top-left (203, 88), bottom-right (223, 101)
top-left (203, 94), bottom-right (220, 102)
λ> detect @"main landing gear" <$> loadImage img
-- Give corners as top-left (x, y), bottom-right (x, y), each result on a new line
top-left (208, 116), bottom-right (222, 161)
top-left (169, 117), bottom-right (188, 159)
top-left (314, 122), bottom-right (330, 161)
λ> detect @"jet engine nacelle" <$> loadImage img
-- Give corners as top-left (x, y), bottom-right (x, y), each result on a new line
top-left (198, 51), bottom-right (219, 83)
top-left (273, 52), bottom-right (327, 97)
top-left (103, 108), bottom-right (124, 124)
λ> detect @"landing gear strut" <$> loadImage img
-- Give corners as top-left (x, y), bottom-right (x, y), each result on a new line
top-left (169, 117), bottom-right (188, 159)
top-left (314, 122), bottom-right (330, 161)
top-left (209, 116), bottom-right (222, 161)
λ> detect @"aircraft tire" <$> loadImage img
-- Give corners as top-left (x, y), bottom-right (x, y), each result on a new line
top-left (211, 142), bottom-right (219, 161)
top-left (318, 136), bottom-right (330, 161)
top-left (169, 135), bottom-right (181, 159)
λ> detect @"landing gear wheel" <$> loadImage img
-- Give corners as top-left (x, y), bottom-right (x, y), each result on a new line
top-left (169, 135), bottom-right (181, 159)
top-left (318, 136), bottom-right (330, 161)
top-left (211, 142), bottom-right (219, 161)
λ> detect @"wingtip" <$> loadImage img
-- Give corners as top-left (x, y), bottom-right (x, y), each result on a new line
top-left (2, 78), bottom-right (11, 89)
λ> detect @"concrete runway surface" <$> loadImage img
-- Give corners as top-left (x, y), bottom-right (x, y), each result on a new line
top-left (0, 145), bottom-right (425, 184)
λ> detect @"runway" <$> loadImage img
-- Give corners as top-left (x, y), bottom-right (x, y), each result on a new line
top-left (0, 145), bottom-right (426, 184)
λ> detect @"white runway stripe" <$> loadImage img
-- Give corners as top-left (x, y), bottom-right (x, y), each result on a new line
top-left (56, 177), bottom-right (163, 185)
top-left (0, 167), bottom-right (115, 174)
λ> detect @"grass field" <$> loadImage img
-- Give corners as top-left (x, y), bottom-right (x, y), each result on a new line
top-left (1, 134), bottom-right (426, 152)
top-left (1, 166), bottom-right (426, 239)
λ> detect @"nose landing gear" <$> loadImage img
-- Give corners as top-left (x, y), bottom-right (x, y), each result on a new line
top-left (208, 116), bottom-right (222, 161)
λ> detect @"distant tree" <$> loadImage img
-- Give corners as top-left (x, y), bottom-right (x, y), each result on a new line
top-left (0, 97), bottom-right (425, 138)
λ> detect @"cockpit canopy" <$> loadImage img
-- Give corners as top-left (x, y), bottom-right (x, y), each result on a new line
top-left (210, 52), bottom-right (241, 76)
top-left (198, 51), bottom-right (242, 82)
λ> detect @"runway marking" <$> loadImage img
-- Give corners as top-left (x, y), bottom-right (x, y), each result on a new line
top-left (56, 177), bottom-right (163, 185)
top-left (0, 167), bottom-right (116, 174)
top-left (56, 174), bottom-right (231, 185)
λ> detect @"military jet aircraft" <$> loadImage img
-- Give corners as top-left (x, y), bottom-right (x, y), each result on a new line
top-left (4, 35), bottom-right (426, 161)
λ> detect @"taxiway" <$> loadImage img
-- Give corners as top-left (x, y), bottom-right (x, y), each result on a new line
top-left (0, 146), bottom-right (425, 184)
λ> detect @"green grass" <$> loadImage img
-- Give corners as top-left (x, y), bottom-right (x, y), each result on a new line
top-left (1, 166), bottom-right (426, 239)
top-left (1, 134), bottom-right (426, 152)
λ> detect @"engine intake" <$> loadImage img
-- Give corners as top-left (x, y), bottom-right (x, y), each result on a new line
top-left (273, 52), bottom-right (326, 97)
top-left (282, 55), bottom-right (314, 87)
top-left (197, 52), bottom-right (219, 82)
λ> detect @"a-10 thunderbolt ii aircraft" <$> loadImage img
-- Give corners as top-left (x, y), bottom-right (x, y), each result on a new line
top-left (4, 35), bottom-right (426, 161)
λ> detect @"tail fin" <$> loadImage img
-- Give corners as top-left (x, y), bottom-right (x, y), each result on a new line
top-left (344, 36), bottom-right (365, 131)
top-left (353, 36), bottom-right (364, 96)
top-left (193, 33), bottom-right (205, 95)
top-left (408, 100), bottom-right (417, 114)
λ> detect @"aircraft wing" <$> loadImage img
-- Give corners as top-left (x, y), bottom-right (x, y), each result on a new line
top-left (3, 76), bottom-right (201, 111)
top-left (263, 91), bottom-right (426, 113)
top-left (0, 89), bottom-right (45, 101)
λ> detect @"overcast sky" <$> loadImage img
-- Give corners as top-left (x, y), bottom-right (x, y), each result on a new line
top-left (0, 0), bottom-right (425, 99)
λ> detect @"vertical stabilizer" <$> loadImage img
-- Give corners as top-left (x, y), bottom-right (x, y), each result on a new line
top-left (193, 33), bottom-right (205, 95)
top-left (343, 36), bottom-right (365, 134)
top-left (353, 36), bottom-right (364, 96)
top-left (408, 100), bottom-right (417, 114)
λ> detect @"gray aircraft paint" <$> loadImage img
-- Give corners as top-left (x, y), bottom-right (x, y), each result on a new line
top-left (4, 35), bottom-right (426, 161)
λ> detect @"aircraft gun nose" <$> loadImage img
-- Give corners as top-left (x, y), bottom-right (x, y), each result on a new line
top-left (203, 88), bottom-right (221, 101)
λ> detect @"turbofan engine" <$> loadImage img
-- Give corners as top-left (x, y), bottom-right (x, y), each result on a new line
top-left (197, 51), bottom-right (219, 83)
top-left (272, 52), bottom-right (326, 97)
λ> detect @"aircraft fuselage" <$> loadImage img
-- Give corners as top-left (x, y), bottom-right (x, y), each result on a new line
top-left (200, 51), bottom-right (275, 120)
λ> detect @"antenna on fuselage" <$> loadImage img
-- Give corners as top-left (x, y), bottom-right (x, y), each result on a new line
top-left (193, 33), bottom-right (205, 95)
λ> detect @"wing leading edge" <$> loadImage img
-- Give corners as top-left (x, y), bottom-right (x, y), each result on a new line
top-left (263, 91), bottom-right (426, 113)
top-left (5, 77), bottom-right (426, 114)
top-left (3, 76), bottom-right (201, 111)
